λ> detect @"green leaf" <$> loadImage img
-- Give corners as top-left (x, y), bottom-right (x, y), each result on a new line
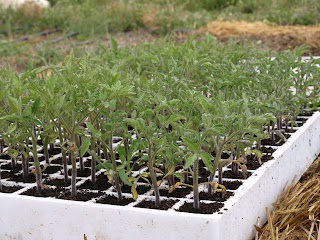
top-left (7, 124), bottom-right (17, 134)
top-left (181, 137), bottom-right (199, 153)
top-left (127, 177), bottom-right (136, 182)
top-left (96, 161), bottom-right (112, 170)
top-left (175, 173), bottom-right (184, 182)
top-left (0, 114), bottom-right (20, 122)
top-left (8, 149), bottom-right (18, 159)
top-left (168, 114), bottom-right (185, 123)
top-left (116, 165), bottom-right (125, 170)
top-left (118, 169), bottom-right (132, 186)
top-left (31, 97), bottom-right (41, 115)
top-left (110, 36), bottom-right (118, 51)
top-left (86, 122), bottom-right (95, 134)
top-left (117, 145), bottom-right (125, 162)
top-left (184, 154), bottom-right (197, 169)
top-left (131, 110), bottom-right (137, 119)
top-left (200, 152), bottom-right (214, 173)
top-left (125, 118), bottom-right (137, 129)
top-left (8, 96), bottom-right (19, 113)
top-left (80, 138), bottom-right (90, 157)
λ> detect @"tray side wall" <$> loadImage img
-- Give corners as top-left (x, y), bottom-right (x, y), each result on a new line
top-left (0, 194), bottom-right (219, 240)
top-left (219, 112), bottom-right (320, 240)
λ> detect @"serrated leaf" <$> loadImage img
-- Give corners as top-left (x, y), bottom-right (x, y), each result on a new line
top-left (110, 36), bottom-right (118, 51)
top-left (168, 114), bottom-right (185, 123)
top-left (181, 137), bottom-right (199, 153)
top-left (8, 149), bottom-right (18, 159)
top-left (117, 146), bottom-right (125, 162)
top-left (8, 96), bottom-right (19, 113)
top-left (175, 173), bottom-right (184, 182)
top-left (185, 154), bottom-right (197, 169)
top-left (7, 124), bottom-right (17, 134)
top-left (200, 152), bottom-right (214, 173)
top-left (86, 122), bottom-right (95, 134)
top-left (0, 114), bottom-right (20, 121)
top-left (116, 165), bottom-right (125, 170)
top-left (31, 97), bottom-right (41, 115)
top-left (118, 169), bottom-right (132, 186)
top-left (80, 138), bottom-right (90, 157)
top-left (125, 119), bottom-right (137, 129)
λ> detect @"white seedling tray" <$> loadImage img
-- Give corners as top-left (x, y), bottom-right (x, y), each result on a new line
top-left (0, 111), bottom-right (319, 240)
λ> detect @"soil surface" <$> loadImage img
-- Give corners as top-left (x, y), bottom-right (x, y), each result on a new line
top-left (96, 195), bottom-right (134, 206)
top-left (178, 202), bottom-right (224, 214)
top-left (134, 199), bottom-right (178, 210)
top-left (0, 185), bottom-right (23, 193)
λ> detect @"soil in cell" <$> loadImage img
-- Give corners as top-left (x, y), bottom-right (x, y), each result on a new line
top-left (178, 202), bottom-right (224, 214)
top-left (134, 199), bottom-right (178, 210)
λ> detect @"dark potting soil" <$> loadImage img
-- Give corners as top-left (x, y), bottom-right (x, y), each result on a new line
top-left (8, 173), bottom-right (36, 183)
top-left (222, 180), bottom-right (242, 190)
top-left (246, 154), bottom-right (274, 164)
top-left (21, 186), bottom-right (64, 198)
top-left (198, 167), bottom-right (211, 178)
top-left (48, 147), bottom-right (63, 157)
top-left (0, 154), bottom-right (11, 160)
top-left (0, 163), bottom-right (23, 172)
top-left (119, 184), bottom-right (150, 195)
top-left (96, 195), bottom-right (135, 206)
top-left (261, 134), bottom-right (291, 146)
top-left (299, 111), bottom-right (314, 117)
top-left (285, 129), bottom-right (296, 133)
top-left (84, 159), bottom-right (92, 168)
top-left (159, 187), bottom-right (191, 198)
top-left (66, 167), bottom-right (91, 177)
top-left (0, 185), bottom-right (23, 193)
top-left (50, 157), bottom-right (63, 164)
top-left (43, 178), bottom-right (73, 187)
top-left (295, 117), bottom-right (308, 122)
top-left (0, 171), bottom-right (11, 179)
top-left (222, 170), bottom-right (252, 179)
top-left (57, 189), bottom-right (103, 201)
top-left (260, 146), bottom-right (276, 154)
top-left (245, 160), bottom-right (262, 170)
top-left (78, 177), bottom-right (112, 191)
top-left (28, 155), bottom-right (45, 162)
top-left (134, 199), bottom-right (178, 210)
top-left (198, 191), bottom-right (234, 202)
top-left (178, 202), bottom-right (224, 214)
top-left (43, 165), bottom-right (62, 174)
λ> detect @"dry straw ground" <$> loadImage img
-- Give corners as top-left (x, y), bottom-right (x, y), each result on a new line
top-left (257, 156), bottom-right (320, 240)
top-left (200, 21), bottom-right (320, 55)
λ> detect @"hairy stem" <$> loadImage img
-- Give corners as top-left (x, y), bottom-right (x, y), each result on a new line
top-left (148, 140), bottom-right (160, 207)
top-left (44, 137), bottom-right (49, 164)
top-left (90, 137), bottom-right (96, 184)
top-left (193, 158), bottom-right (200, 210)
top-left (76, 135), bottom-right (84, 172)
top-left (32, 136), bottom-right (42, 193)
top-left (110, 135), bottom-right (123, 200)
top-left (58, 123), bottom-right (68, 182)
top-left (71, 131), bottom-right (77, 198)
